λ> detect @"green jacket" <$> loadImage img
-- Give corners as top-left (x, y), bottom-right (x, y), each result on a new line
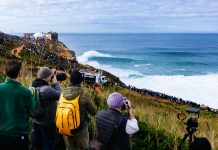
top-left (62, 85), bottom-right (97, 128)
top-left (0, 77), bottom-right (35, 137)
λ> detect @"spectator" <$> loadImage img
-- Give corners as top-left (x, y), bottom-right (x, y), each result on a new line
top-left (31, 67), bottom-right (61, 150)
top-left (94, 92), bottom-right (139, 150)
top-left (62, 70), bottom-right (97, 150)
top-left (0, 60), bottom-right (35, 150)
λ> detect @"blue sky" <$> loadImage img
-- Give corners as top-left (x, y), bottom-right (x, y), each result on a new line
top-left (1, 0), bottom-right (218, 33)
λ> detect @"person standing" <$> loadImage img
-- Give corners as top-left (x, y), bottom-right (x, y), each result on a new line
top-left (31, 67), bottom-right (61, 150)
top-left (0, 60), bottom-right (35, 150)
top-left (95, 92), bottom-right (139, 150)
top-left (62, 70), bottom-right (97, 150)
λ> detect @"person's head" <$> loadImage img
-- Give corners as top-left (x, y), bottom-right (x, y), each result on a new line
top-left (37, 67), bottom-right (53, 82)
top-left (70, 70), bottom-right (83, 86)
top-left (107, 92), bottom-right (126, 110)
top-left (6, 59), bottom-right (22, 79)
top-left (190, 138), bottom-right (211, 150)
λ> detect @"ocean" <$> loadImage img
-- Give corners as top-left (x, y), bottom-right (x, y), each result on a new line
top-left (59, 33), bottom-right (218, 109)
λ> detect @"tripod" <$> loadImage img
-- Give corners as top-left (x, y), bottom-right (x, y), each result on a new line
top-left (178, 125), bottom-right (197, 150)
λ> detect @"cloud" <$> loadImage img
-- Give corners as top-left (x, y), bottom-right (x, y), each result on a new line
top-left (0, 0), bottom-right (218, 32)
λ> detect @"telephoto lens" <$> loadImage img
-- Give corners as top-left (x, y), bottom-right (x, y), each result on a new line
top-left (56, 73), bottom-right (67, 81)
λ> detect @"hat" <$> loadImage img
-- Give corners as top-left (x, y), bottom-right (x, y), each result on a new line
top-left (37, 67), bottom-right (53, 79)
top-left (107, 92), bottom-right (125, 108)
top-left (70, 70), bottom-right (83, 85)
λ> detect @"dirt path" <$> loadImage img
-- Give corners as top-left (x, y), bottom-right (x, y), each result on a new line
top-left (10, 45), bottom-right (24, 58)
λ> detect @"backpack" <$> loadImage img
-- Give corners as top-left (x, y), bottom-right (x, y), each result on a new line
top-left (29, 87), bottom-right (46, 118)
top-left (56, 93), bottom-right (82, 136)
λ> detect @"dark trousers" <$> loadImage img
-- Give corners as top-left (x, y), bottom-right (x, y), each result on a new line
top-left (32, 123), bottom-right (56, 150)
top-left (0, 134), bottom-right (29, 150)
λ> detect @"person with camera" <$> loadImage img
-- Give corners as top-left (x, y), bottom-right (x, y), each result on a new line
top-left (31, 67), bottom-right (61, 150)
top-left (92, 92), bottom-right (139, 150)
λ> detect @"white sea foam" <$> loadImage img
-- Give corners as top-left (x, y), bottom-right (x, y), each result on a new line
top-left (123, 75), bottom-right (218, 109)
top-left (77, 50), bottom-right (111, 63)
top-left (177, 68), bottom-right (186, 71)
top-left (78, 50), bottom-right (218, 109)
top-left (134, 64), bottom-right (151, 67)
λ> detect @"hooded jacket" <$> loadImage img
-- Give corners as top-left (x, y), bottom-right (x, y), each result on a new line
top-left (31, 78), bottom-right (61, 124)
top-left (62, 85), bottom-right (97, 129)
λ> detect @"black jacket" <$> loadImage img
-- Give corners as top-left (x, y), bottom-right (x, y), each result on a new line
top-left (96, 108), bottom-right (130, 150)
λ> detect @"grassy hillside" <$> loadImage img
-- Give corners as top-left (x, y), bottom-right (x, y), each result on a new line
top-left (0, 60), bottom-right (217, 149)
top-left (86, 85), bottom-right (218, 150)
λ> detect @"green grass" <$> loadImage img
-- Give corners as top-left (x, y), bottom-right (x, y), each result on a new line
top-left (85, 86), bottom-right (218, 150)
top-left (0, 57), bottom-right (217, 150)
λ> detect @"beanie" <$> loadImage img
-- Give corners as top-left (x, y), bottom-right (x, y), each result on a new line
top-left (70, 70), bottom-right (83, 85)
top-left (37, 67), bottom-right (53, 79)
top-left (107, 92), bottom-right (125, 108)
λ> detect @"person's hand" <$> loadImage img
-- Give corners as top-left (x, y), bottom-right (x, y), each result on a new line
top-left (126, 100), bottom-right (132, 109)
top-left (51, 75), bottom-right (58, 83)
top-left (126, 100), bottom-right (135, 119)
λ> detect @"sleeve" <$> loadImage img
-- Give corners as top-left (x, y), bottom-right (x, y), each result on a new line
top-left (43, 83), bottom-right (61, 100)
top-left (26, 90), bottom-right (35, 115)
top-left (125, 118), bottom-right (139, 134)
top-left (83, 92), bottom-right (97, 116)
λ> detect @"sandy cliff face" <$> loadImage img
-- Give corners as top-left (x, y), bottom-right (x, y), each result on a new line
top-left (52, 41), bottom-right (75, 60)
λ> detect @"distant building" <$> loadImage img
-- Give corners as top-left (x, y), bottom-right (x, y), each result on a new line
top-left (23, 33), bottom-right (34, 39)
top-left (45, 32), bottom-right (58, 41)
top-left (33, 32), bottom-right (44, 39)
top-left (23, 32), bottom-right (58, 41)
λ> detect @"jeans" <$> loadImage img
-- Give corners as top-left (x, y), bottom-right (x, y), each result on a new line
top-left (0, 134), bottom-right (29, 150)
top-left (32, 122), bottom-right (56, 150)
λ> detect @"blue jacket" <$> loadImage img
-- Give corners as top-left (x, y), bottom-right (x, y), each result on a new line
top-left (31, 78), bottom-right (61, 124)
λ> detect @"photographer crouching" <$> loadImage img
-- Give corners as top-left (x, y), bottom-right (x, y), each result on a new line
top-left (91, 92), bottom-right (139, 150)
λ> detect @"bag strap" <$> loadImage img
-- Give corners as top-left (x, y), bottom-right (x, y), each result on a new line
top-left (105, 114), bottom-right (124, 146)
top-left (35, 87), bottom-right (43, 108)
top-left (30, 86), bottom-right (42, 108)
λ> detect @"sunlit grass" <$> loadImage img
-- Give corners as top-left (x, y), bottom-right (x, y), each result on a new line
top-left (0, 61), bottom-right (217, 149)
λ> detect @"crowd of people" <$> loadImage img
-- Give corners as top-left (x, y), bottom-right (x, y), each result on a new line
top-left (0, 60), bottom-right (139, 150)
top-left (123, 85), bottom-right (217, 113)
top-left (0, 32), bottom-right (20, 44)
top-left (1, 31), bottom-right (77, 70)
top-left (23, 42), bottom-right (77, 69)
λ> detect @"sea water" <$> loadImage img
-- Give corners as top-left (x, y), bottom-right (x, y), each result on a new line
top-left (59, 33), bottom-right (218, 108)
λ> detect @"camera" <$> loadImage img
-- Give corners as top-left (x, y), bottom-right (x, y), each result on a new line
top-left (187, 117), bottom-right (198, 128)
top-left (55, 72), bottom-right (67, 81)
top-left (121, 97), bottom-right (129, 110)
top-left (45, 66), bottom-right (67, 82)
top-left (50, 73), bottom-right (67, 82)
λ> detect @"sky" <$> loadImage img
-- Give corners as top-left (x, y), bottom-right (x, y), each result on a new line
top-left (1, 0), bottom-right (218, 33)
